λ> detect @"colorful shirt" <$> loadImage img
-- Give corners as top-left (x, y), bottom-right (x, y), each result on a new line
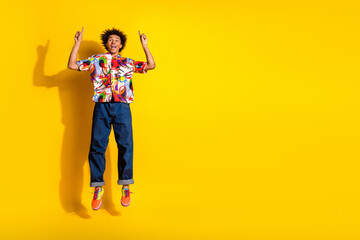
top-left (77, 53), bottom-right (147, 103)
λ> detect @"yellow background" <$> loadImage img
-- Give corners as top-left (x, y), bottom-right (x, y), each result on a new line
top-left (1, 0), bottom-right (360, 239)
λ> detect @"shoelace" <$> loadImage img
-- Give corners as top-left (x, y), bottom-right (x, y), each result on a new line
top-left (92, 188), bottom-right (102, 200)
top-left (93, 191), bottom-right (98, 200)
top-left (122, 189), bottom-right (133, 197)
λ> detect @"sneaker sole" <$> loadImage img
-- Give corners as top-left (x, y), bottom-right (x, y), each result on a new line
top-left (121, 199), bottom-right (131, 207)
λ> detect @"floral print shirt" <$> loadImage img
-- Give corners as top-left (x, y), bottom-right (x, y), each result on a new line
top-left (77, 53), bottom-right (147, 103)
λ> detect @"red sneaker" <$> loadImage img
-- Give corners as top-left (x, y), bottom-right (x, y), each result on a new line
top-left (92, 187), bottom-right (104, 210)
top-left (121, 187), bottom-right (133, 207)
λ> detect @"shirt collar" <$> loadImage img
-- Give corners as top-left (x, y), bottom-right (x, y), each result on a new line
top-left (105, 52), bottom-right (121, 58)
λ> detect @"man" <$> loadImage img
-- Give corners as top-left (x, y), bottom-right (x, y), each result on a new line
top-left (67, 27), bottom-right (155, 210)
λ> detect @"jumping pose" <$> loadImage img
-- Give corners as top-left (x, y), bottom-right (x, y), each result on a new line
top-left (67, 27), bottom-right (155, 210)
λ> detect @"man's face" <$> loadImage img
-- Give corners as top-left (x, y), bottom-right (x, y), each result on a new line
top-left (106, 34), bottom-right (122, 54)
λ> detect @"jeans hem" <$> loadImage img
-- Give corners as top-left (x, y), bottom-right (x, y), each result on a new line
top-left (117, 179), bottom-right (134, 185)
top-left (90, 181), bottom-right (105, 187)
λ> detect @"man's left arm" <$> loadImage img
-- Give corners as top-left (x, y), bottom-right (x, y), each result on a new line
top-left (139, 31), bottom-right (156, 71)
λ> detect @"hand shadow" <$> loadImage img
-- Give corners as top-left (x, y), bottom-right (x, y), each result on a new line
top-left (33, 40), bottom-right (120, 218)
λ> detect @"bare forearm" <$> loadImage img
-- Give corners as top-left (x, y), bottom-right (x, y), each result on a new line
top-left (68, 28), bottom-right (84, 70)
top-left (138, 31), bottom-right (155, 71)
top-left (142, 45), bottom-right (156, 70)
top-left (67, 42), bottom-right (80, 70)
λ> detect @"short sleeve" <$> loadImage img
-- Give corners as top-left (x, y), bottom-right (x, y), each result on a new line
top-left (77, 56), bottom-right (94, 71)
top-left (134, 61), bottom-right (147, 74)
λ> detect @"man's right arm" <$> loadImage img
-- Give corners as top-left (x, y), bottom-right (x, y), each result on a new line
top-left (67, 27), bottom-right (84, 70)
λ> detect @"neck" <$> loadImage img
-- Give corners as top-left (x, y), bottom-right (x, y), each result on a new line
top-left (107, 51), bottom-right (119, 56)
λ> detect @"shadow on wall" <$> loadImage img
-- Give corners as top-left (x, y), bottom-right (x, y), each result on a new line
top-left (33, 40), bottom-right (121, 218)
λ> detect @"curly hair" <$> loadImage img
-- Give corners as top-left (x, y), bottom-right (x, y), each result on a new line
top-left (100, 28), bottom-right (127, 52)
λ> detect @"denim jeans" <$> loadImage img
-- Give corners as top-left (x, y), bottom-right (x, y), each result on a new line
top-left (88, 102), bottom-right (134, 187)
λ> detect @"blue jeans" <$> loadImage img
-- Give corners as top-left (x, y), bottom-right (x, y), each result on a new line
top-left (88, 102), bottom-right (134, 187)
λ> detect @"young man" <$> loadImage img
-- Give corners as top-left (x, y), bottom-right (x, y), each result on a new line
top-left (67, 27), bottom-right (155, 210)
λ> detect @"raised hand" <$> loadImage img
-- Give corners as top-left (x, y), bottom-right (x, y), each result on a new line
top-left (138, 31), bottom-right (155, 70)
top-left (138, 31), bottom-right (147, 46)
top-left (68, 28), bottom-right (83, 70)
top-left (75, 27), bottom-right (84, 44)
